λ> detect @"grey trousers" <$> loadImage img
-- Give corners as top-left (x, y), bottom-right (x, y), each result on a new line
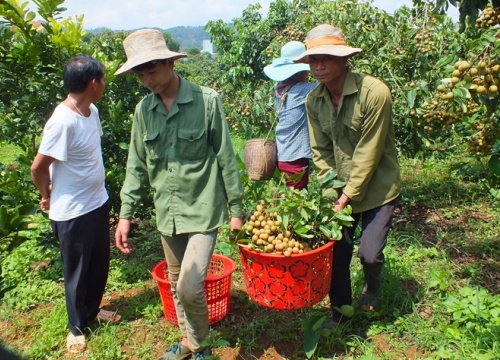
top-left (329, 198), bottom-right (398, 315)
top-left (160, 232), bottom-right (216, 352)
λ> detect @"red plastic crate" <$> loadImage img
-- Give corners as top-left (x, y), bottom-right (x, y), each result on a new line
top-left (151, 254), bottom-right (236, 325)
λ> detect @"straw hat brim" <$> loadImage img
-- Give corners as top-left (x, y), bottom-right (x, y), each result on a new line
top-left (114, 51), bottom-right (187, 75)
top-left (263, 63), bottom-right (310, 82)
top-left (293, 45), bottom-right (362, 63)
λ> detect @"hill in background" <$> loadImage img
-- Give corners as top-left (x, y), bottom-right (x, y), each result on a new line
top-left (88, 25), bottom-right (211, 51)
top-left (167, 26), bottom-right (211, 50)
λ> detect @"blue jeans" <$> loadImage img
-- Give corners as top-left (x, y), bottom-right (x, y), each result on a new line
top-left (329, 198), bottom-right (398, 315)
top-left (160, 232), bottom-right (216, 352)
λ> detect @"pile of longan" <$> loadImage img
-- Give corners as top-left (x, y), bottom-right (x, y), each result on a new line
top-left (415, 30), bottom-right (434, 53)
top-left (476, 7), bottom-right (500, 28)
top-left (444, 60), bottom-right (500, 97)
top-left (419, 98), bottom-right (478, 132)
top-left (283, 23), bottom-right (304, 42)
top-left (237, 106), bottom-right (251, 116)
top-left (421, 58), bottom-right (499, 155)
top-left (243, 201), bottom-right (311, 257)
top-left (467, 117), bottom-right (498, 155)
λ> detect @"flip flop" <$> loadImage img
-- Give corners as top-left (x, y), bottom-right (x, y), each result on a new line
top-left (96, 309), bottom-right (121, 323)
top-left (66, 332), bottom-right (85, 353)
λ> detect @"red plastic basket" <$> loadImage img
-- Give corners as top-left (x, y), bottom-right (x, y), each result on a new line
top-left (239, 240), bottom-right (334, 310)
top-left (151, 254), bottom-right (236, 325)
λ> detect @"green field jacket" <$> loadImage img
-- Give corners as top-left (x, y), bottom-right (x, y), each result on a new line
top-left (119, 77), bottom-right (244, 236)
top-left (306, 70), bottom-right (401, 213)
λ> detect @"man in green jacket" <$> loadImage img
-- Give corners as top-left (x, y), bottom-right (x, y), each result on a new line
top-left (114, 29), bottom-right (244, 359)
top-left (294, 24), bottom-right (401, 327)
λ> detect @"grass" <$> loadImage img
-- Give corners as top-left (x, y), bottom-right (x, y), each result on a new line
top-left (0, 142), bottom-right (499, 359)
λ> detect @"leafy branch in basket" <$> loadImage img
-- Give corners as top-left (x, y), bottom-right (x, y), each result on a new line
top-left (237, 170), bottom-right (355, 255)
top-left (269, 170), bottom-right (354, 244)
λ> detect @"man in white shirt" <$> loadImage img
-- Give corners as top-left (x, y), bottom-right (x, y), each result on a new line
top-left (31, 54), bottom-right (120, 354)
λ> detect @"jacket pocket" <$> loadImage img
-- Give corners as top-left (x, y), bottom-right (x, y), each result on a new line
top-left (178, 128), bottom-right (206, 160)
top-left (344, 116), bottom-right (363, 144)
top-left (143, 131), bottom-right (161, 159)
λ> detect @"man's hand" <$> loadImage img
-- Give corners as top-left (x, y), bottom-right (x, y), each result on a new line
top-left (39, 197), bottom-right (50, 211)
top-left (115, 218), bottom-right (133, 254)
top-left (334, 193), bottom-right (350, 212)
top-left (229, 217), bottom-right (243, 241)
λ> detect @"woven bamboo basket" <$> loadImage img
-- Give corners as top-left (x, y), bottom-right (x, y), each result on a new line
top-left (244, 138), bottom-right (277, 180)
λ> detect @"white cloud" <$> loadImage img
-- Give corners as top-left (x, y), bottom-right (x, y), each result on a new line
top-left (29, 0), bottom-right (273, 29)
top-left (26, 0), bottom-right (457, 30)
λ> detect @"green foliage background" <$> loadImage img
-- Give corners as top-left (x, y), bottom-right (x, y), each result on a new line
top-left (1, 0), bottom-right (499, 193)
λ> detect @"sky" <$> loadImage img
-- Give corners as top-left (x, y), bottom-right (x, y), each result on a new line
top-left (27, 0), bottom-right (459, 30)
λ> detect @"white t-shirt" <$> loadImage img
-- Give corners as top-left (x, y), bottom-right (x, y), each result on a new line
top-left (38, 103), bottom-right (108, 221)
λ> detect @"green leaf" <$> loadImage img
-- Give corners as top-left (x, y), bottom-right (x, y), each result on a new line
top-left (294, 226), bottom-right (311, 235)
top-left (119, 142), bottom-right (129, 150)
top-left (434, 54), bottom-right (456, 69)
top-left (26, 11), bottom-right (36, 22)
top-left (452, 87), bottom-right (471, 99)
top-left (321, 170), bottom-right (346, 189)
top-left (302, 314), bottom-right (327, 359)
top-left (406, 88), bottom-right (417, 108)
top-left (490, 188), bottom-right (500, 199)
top-left (300, 208), bottom-right (310, 221)
top-left (323, 192), bottom-right (337, 199)
top-left (335, 212), bottom-right (355, 222)
top-left (330, 179), bottom-right (347, 188)
top-left (319, 225), bottom-right (333, 238)
top-left (488, 154), bottom-right (500, 177)
top-left (332, 229), bottom-right (342, 240)
top-left (321, 170), bottom-right (338, 183)
top-left (0, 206), bottom-right (7, 229)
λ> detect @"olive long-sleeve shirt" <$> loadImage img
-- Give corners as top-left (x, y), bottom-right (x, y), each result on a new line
top-left (119, 77), bottom-right (244, 236)
top-left (306, 70), bottom-right (401, 213)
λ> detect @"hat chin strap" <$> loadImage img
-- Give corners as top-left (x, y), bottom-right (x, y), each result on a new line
top-left (306, 36), bottom-right (346, 49)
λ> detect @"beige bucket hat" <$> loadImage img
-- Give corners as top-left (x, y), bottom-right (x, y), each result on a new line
top-left (293, 24), bottom-right (362, 64)
top-left (115, 29), bottom-right (187, 75)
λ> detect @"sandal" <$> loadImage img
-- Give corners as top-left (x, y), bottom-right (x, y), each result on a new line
top-left (66, 332), bottom-right (85, 353)
top-left (359, 292), bottom-right (379, 312)
top-left (96, 309), bottom-right (121, 323)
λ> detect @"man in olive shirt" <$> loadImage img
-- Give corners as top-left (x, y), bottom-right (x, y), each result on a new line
top-left (114, 29), bottom-right (243, 360)
top-left (294, 24), bottom-right (401, 327)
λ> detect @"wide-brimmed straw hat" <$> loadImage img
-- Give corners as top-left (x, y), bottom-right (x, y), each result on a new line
top-left (115, 29), bottom-right (187, 75)
top-left (263, 41), bottom-right (310, 81)
top-left (293, 24), bottom-right (362, 64)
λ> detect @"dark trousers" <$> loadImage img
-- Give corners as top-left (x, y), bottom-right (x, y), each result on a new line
top-left (329, 198), bottom-right (398, 315)
top-left (51, 201), bottom-right (110, 335)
